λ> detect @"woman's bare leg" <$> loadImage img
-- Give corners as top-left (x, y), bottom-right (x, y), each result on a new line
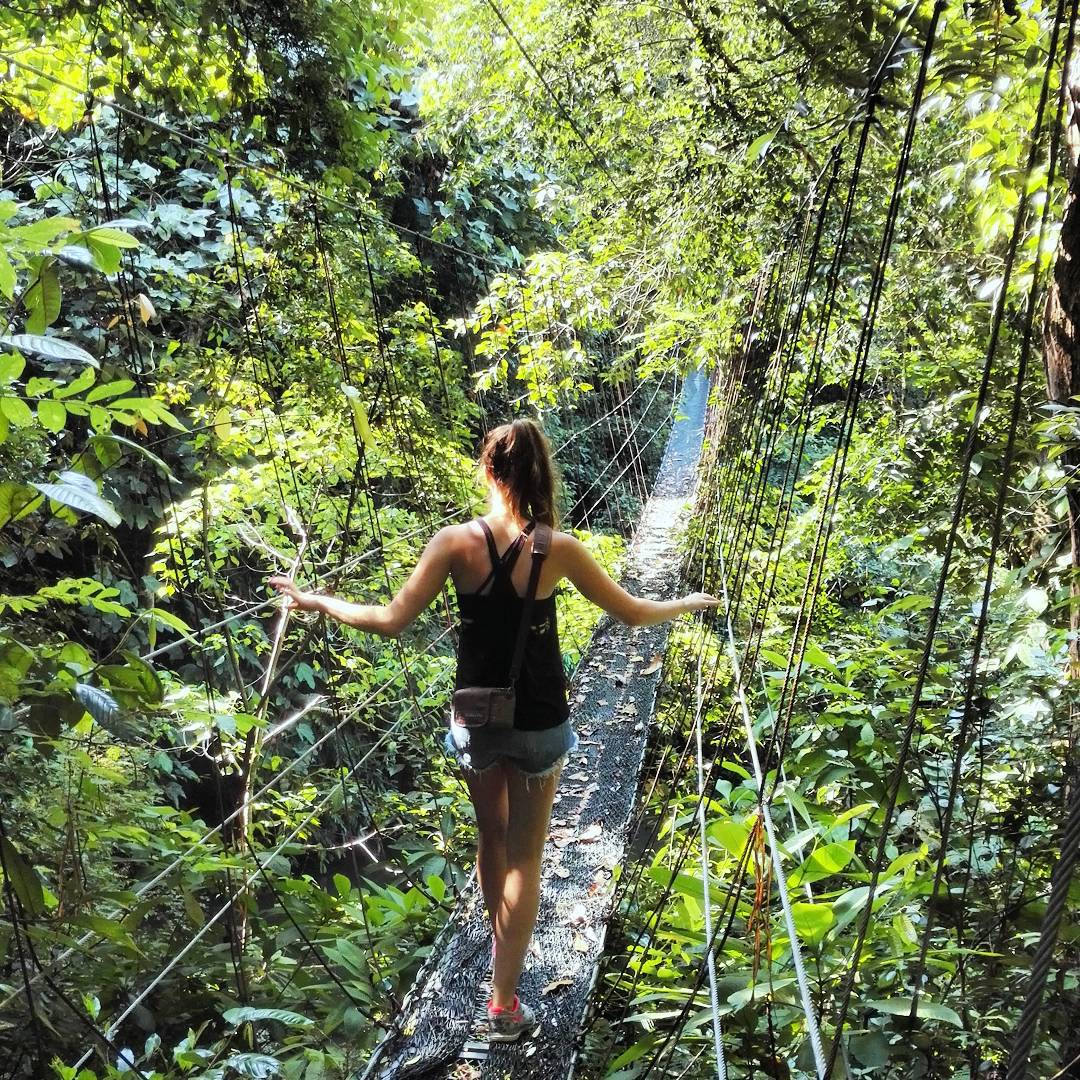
top-left (490, 764), bottom-right (562, 1008)
top-left (466, 764), bottom-right (509, 926)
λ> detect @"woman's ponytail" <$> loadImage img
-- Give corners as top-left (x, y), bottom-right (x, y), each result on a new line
top-left (479, 418), bottom-right (560, 527)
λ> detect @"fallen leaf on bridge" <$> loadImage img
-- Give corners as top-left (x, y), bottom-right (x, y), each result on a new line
top-left (640, 654), bottom-right (663, 676)
top-left (542, 977), bottom-right (574, 996)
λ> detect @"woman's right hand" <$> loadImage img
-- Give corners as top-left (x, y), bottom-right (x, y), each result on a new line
top-left (269, 575), bottom-right (318, 612)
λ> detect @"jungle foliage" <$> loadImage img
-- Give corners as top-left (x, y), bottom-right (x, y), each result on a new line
top-left (0, 0), bottom-right (1078, 1077)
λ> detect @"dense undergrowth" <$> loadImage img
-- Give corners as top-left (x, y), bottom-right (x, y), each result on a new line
top-left (3, 0), bottom-right (1080, 1077)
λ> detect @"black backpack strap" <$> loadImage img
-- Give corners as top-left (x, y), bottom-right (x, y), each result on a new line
top-left (508, 523), bottom-right (552, 684)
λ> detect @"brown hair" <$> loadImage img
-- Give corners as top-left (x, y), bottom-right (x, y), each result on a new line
top-left (479, 418), bottom-right (560, 527)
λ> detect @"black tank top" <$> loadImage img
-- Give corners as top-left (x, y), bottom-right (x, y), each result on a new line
top-left (454, 519), bottom-right (570, 732)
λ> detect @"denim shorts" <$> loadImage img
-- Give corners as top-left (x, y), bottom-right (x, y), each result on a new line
top-left (444, 719), bottom-right (577, 777)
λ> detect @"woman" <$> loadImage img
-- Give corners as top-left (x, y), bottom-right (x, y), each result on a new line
top-left (270, 418), bottom-right (718, 1042)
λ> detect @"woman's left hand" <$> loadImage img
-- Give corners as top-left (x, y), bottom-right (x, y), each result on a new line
top-left (683, 591), bottom-right (721, 612)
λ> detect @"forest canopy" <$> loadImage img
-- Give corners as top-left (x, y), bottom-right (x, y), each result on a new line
top-left (1, 0), bottom-right (1079, 1078)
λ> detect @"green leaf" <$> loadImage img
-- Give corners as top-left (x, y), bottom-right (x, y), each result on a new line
top-left (214, 405), bottom-right (232, 439)
top-left (790, 901), bottom-right (835, 945)
top-left (84, 226), bottom-right (141, 249)
top-left (790, 841), bottom-right (855, 887)
top-left (86, 236), bottom-right (122, 274)
top-left (0, 396), bottom-right (33, 427)
top-left (0, 351), bottom-right (23, 386)
top-left (1, 335), bottom-right (98, 368)
top-left (37, 399), bottom-right (66, 432)
top-left (222, 1007), bottom-right (314, 1028)
top-left (90, 436), bottom-right (121, 473)
top-left (0, 838), bottom-right (44, 917)
top-left (328, 937), bottom-right (371, 980)
top-left (880, 593), bottom-right (934, 616)
top-left (30, 475), bottom-right (121, 527)
top-left (24, 263), bottom-right (60, 333)
top-left (220, 1053), bottom-right (283, 1078)
top-left (0, 481), bottom-right (37, 527)
top-left (727, 976), bottom-right (796, 1012)
top-left (747, 129), bottom-right (777, 161)
top-left (426, 873), bottom-right (447, 903)
top-left (0, 249), bottom-right (15, 300)
top-left (606, 1035), bottom-right (658, 1073)
top-left (342, 383), bottom-right (374, 447)
top-left (120, 652), bottom-right (164, 704)
top-left (86, 379), bottom-right (135, 403)
top-left (828, 803), bottom-right (876, 832)
top-left (707, 818), bottom-right (751, 858)
top-left (11, 216), bottom-right (79, 246)
top-left (54, 366), bottom-right (97, 398)
top-left (849, 1032), bottom-right (891, 1068)
top-left (145, 606), bottom-right (195, 642)
top-left (26, 377), bottom-right (60, 397)
top-left (90, 433), bottom-right (179, 483)
top-left (99, 664), bottom-right (159, 705)
top-left (803, 641), bottom-right (839, 674)
top-left (865, 997), bottom-right (963, 1028)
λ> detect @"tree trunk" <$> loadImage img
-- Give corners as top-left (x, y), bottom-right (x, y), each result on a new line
top-left (1042, 71), bottom-right (1080, 677)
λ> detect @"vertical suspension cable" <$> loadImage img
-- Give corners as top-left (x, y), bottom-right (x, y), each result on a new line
top-left (693, 644), bottom-right (728, 1080)
top-left (712, 520), bottom-right (828, 1078)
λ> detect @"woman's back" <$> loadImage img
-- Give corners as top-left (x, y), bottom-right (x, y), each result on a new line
top-left (452, 517), bottom-right (569, 732)
top-left (449, 517), bottom-right (562, 600)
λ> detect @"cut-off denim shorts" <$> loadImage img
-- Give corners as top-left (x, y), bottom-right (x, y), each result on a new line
top-left (444, 718), bottom-right (577, 779)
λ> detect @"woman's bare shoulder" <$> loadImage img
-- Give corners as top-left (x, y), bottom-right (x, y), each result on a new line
top-left (427, 521), bottom-right (476, 552)
top-left (548, 528), bottom-right (587, 563)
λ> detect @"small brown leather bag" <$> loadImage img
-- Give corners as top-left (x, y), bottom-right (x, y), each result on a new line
top-left (452, 523), bottom-right (551, 730)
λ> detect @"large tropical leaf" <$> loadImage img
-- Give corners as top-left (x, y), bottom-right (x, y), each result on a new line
top-left (31, 471), bottom-right (121, 527)
top-left (0, 334), bottom-right (98, 368)
top-left (222, 1007), bottom-right (314, 1028)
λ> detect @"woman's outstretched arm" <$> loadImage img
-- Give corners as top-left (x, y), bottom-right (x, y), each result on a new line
top-left (562, 534), bottom-right (719, 626)
top-left (269, 526), bottom-right (457, 637)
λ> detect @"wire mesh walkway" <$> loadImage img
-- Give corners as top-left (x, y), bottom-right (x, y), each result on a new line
top-left (360, 369), bottom-right (709, 1079)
